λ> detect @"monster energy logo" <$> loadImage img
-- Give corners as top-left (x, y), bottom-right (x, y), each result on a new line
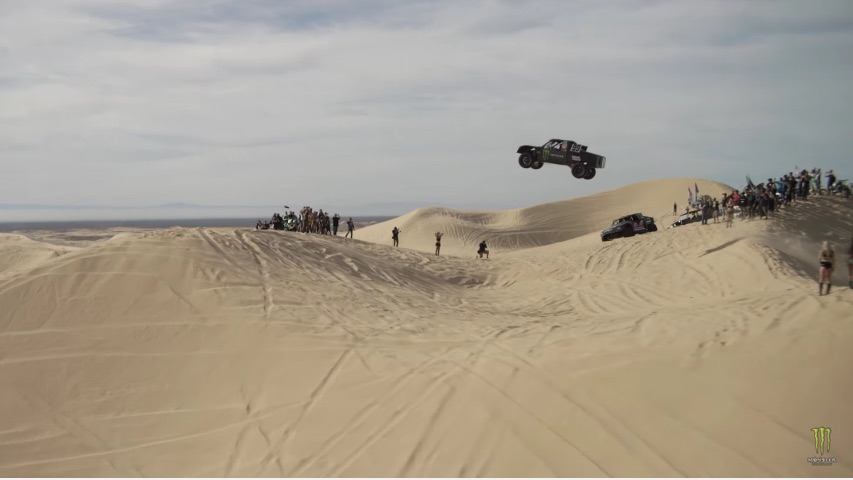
top-left (813, 427), bottom-right (831, 455)
top-left (808, 426), bottom-right (837, 466)
top-left (543, 149), bottom-right (550, 161)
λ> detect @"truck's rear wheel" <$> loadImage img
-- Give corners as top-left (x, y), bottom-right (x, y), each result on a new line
top-left (583, 167), bottom-right (596, 179)
top-left (571, 164), bottom-right (587, 179)
top-left (531, 161), bottom-right (543, 169)
top-left (518, 154), bottom-right (533, 169)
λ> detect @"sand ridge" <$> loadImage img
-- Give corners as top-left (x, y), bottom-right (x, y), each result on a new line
top-left (356, 178), bottom-right (734, 256)
top-left (0, 178), bottom-right (850, 477)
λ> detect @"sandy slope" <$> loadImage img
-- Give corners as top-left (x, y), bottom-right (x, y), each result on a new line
top-left (0, 179), bottom-right (850, 477)
top-left (356, 178), bottom-right (732, 256)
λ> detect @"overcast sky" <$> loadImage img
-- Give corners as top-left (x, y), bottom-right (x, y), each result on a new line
top-left (1, 0), bottom-right (852, 219)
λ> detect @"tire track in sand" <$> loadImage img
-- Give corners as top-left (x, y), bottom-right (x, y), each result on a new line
top-left (235, 230), bottom-right (273, 319)
top-left (197, 229), bottom-right (248, 276)
top-left (253, 348), bottom-right (354, 476)
top-left (327, 364), bottom-right (463, 477)
top-left (471, 346), bottom-right (685, 476)
top-left (291, 345), bottom-right (471, 476)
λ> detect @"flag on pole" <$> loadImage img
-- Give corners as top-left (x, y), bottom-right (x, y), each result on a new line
top-left (694, 182), bottom-right (699, 199)
top-left (688, 187), bottom-right (693, 207)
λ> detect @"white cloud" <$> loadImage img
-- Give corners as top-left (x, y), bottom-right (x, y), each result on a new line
top-left (1, 0), bottom-right (852, 217)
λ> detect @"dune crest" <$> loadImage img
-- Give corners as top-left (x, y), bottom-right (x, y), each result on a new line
top-left (0, 179), bottom-right (850, 477)
top-left (357, 178), bottom-right (733, 255)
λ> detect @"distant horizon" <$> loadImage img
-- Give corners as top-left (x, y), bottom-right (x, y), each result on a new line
top-left (0, 215), bottom-right (396, 232)
top-left (0, 174), bottom-right (787, 223)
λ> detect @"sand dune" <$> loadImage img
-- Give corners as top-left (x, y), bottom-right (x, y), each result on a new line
top-left (0, 178), bottom-right (850, 477)
top-left (356, 178), bottom-right (732, 256)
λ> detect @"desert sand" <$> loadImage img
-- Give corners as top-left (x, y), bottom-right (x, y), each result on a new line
top-left (0, 178), bottom-right (850, 477)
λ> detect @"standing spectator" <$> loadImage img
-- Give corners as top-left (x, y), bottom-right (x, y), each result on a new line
top-left (818, 241), bottom-right (835, 295)
top-left (725, 202), bottom-right (734, 228)
top-left (392, 227), bottom-right (401, 247)
top-left (345, 217), bottom-right (354, 238)
top-left (712, 197), bottom-right (720, 223)
top-left (332, 214), bottom-right (340, 235)
top-left (435, 232), bottom-right (443, 256)
top-left (847, 237), bottom-right (853, 289)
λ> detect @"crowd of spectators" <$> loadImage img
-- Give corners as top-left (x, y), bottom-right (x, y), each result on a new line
top-left (674, 168), bottom-right (848, 228)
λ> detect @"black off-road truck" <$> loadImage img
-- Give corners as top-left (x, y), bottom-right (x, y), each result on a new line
top-left (517, 138), bottom-right (606, 179)
top-left (600, 213), bottom-right (657, 241)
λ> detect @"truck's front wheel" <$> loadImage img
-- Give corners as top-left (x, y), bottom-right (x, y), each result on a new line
top-left (518, 153), bottom-right (534, 168)
top-left (531, 161), bottom-right (543, 169)
top-left (583, 167), bottom-right (596, 179)
top-left (571, 164), bottom-right (587, 179)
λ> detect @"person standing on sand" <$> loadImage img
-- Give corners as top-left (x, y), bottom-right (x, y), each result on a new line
top-left (847, 237), bottom-right (853, 289)
top-left (712, 198), bottom-right (720, 223)
top-left (392, 227), bottom-right (401, 247)
top-left (345, 217), bottom-right (354, 238)
top-left (725, 203), bottom-right (734, 228)
top-left (818, 241), bottom-right (835, 295)
top-left (673, 202), bottom-right (677, 216)
top-left (435, 232), bottom-right (443, 256)
top-left (332, 214), bottom-right (340, 236)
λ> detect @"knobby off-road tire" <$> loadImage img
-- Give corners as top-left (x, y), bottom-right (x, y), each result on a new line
top-left (531, 161), bottom-right (543, 169)
top-left (583, 167), bottom-right (596, 179)
top-left (519, 154), bottom-right (534, 169)
top-left (571, 164), bottom-right (587, 179)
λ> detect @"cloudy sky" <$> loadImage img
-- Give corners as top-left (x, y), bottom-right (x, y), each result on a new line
top-left (1, 0), bottom-right (852, 219)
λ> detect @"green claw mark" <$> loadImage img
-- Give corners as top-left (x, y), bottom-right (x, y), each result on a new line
top-left (813, 427), bottom-right (820, 454)
top-left (812, 427), bottom-right (831, 455)
top-left (826, 427), bottom-right (831, 453)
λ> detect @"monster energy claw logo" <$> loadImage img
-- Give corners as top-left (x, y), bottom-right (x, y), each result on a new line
top-left (812, 427), bottom-right (831, 455)
top-left (543, 149), bottom-right (550, 161)
top-left (808, 426), bottom-right (837, 466)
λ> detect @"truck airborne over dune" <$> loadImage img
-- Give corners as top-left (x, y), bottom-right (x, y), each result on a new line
top-left (517, 138), bottom-right (606, 179)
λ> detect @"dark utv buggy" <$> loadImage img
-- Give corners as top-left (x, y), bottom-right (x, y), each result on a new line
top-left (600, 213), bottom-right (657, 241)
top-left (517, 139), bottom-right (606, 179)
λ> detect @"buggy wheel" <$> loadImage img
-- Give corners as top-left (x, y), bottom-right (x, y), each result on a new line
top-left (647, 223), bottom-right (658, 232)
top-left (583, 167), bottom-right (596, 179)
top-left (571, 164), bottom-right (587, 179)
top-left (531, 161), bottom-right (543, 169)
top-left (518, 154), bottom-right (534, 168)
top-left (622, 226), bottom-right (635, 237)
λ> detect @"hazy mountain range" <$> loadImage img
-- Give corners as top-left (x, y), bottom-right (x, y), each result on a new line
top-left (0, 200), bottom-right (520, 222)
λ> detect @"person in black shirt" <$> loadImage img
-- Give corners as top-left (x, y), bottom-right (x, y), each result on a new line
top-left (478, 240), bottom-right (489, 259)
top-left (345, 217), bottom-right (354, 238)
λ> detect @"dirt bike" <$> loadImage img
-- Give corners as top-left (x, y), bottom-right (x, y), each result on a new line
top-left (830, 179), bottom-right (850, 198)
